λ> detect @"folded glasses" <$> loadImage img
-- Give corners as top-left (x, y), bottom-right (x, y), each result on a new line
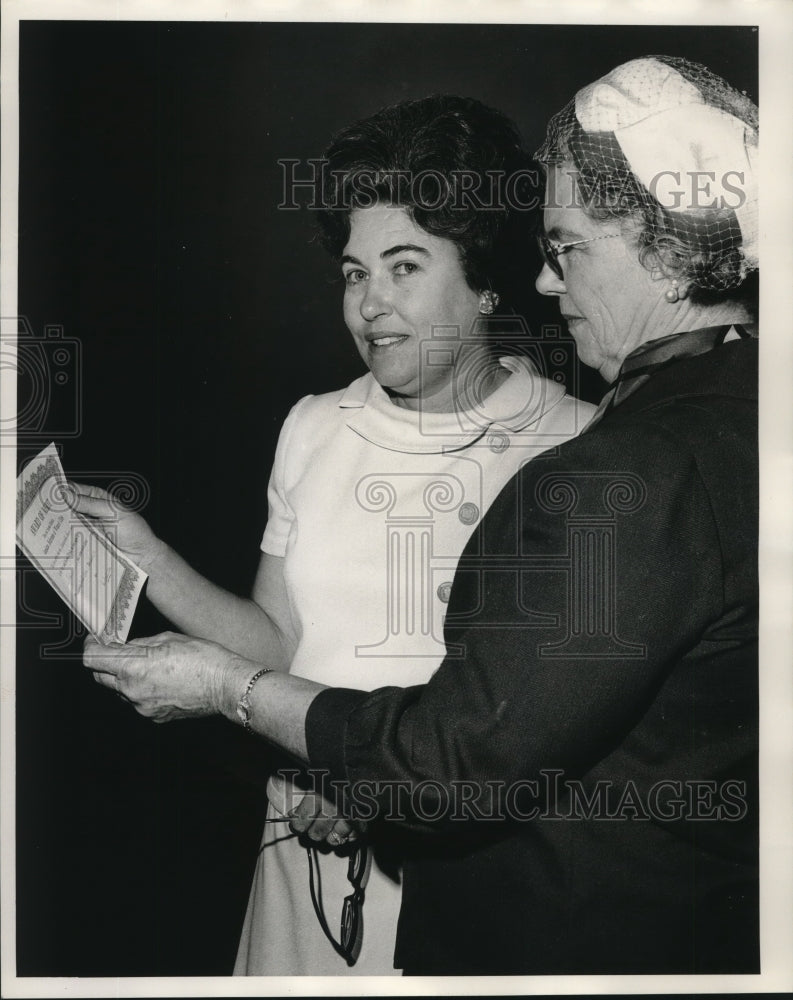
top-left (307, 842), bottom-right (370, 966)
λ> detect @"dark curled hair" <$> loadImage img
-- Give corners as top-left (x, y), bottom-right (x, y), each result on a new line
top-left (315, 95), bottom-right (535, 298)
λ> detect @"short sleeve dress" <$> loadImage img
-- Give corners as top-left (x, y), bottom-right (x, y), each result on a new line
top-left (234, 357), bottom-right (594, 975)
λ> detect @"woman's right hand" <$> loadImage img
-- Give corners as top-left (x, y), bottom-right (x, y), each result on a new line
top-left (267, 774), bottom-right (365, 849)
top-left (66, 482), bottom-right (166, 573)
top-left (287, 790), bottom-right (365, 848)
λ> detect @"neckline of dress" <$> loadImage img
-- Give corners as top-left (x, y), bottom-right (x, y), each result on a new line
top-left (341, 356), bottom-right (567, 454)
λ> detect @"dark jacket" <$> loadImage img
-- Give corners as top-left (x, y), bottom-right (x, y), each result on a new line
top-left (306, 337), bottom-right (759, 975)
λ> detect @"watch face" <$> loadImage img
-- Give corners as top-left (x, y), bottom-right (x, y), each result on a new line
top-left (236, 669), bottom-right (272, 730)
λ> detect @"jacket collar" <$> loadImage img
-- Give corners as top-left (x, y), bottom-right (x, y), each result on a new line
top-left (616, 329), bottom-right (758, 416)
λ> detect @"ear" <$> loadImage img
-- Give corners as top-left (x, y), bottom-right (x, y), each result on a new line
top-left (648, 262), bottom-right (668, 283)
top-left (646, 256), bottom-right (691, 300)
top-left (645, 252), bottom-right (676, 283)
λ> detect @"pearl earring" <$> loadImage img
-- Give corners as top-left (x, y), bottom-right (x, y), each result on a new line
top-left (479, 290), bottom-right (500, 315)
top-left (665, 280), bottom-right (680, 304)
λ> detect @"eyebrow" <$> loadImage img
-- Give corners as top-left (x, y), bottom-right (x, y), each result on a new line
top-left (381, 243), bottom-right (431, 259)
top-left (544, 225), bottom-right (584, 242)
top-left (340, 244), bottom-right (431, 267)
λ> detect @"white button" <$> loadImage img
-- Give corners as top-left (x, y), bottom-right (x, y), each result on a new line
top-left (488, 432), bottom-right (509, 453)
top-left (458, 502), bottom-right (480, 525)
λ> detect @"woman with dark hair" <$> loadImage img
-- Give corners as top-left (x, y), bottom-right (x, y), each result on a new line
top-left (72, 94), bottom-right (593, 975)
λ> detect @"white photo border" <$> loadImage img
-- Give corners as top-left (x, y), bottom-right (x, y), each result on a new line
top-left (2, 1), bottom-right (791, 997)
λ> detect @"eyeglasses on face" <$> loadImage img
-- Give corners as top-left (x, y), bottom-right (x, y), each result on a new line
top-left (307, 842), bottom-right (369, 966)
top-left (537, 232), bottom-right (621, 280)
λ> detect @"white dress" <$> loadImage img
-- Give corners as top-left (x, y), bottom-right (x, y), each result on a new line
top-left (234, 357), bottom-right (594, 975)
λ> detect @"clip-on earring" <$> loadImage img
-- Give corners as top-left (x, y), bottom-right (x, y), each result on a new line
top-left (479, 290), bottom-right (500, 315)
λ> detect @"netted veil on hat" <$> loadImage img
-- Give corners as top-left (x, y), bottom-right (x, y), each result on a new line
top-left (535, 56), bottom-right (758, 290)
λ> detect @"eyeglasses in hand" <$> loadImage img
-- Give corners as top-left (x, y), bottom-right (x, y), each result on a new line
top-left (307, 842), bottom-right (370, 966)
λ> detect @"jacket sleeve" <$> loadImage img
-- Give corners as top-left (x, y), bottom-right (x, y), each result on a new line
top-left (305, 418), bottom-right (726, 832)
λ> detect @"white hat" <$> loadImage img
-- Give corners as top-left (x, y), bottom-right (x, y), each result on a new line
top-left (536, 56), bottom-right (759, 284)
top-left (574, 57), bottom-right (758, 268)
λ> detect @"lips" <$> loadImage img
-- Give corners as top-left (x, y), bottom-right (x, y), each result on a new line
top-left (366, 333), bottom-right (409, 348)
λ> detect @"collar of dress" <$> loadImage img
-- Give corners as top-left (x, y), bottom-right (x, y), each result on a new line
top-left (337, 356), bottom-right (567, 455)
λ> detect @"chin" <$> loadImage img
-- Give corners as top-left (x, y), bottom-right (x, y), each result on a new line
top-left (371, 366), bottom-right (416, 390)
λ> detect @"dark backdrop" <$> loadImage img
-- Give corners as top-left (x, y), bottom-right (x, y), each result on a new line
top-left (15, 20), bottom-right (757, 976)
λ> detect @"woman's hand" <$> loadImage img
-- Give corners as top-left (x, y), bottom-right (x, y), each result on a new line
top-left (267, 774), bottom-right (365, 848)
top-left (83, 631), bottom-right (247, 722)
top-left (66, 482), bottom-right (165, 574)
top-left (85, 633), bottom-right (321, 763)
top-left (288, 790), bottom-right (366, 849)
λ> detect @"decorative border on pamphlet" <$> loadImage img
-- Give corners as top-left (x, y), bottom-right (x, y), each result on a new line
top-left (101, 559), bottom-right (143, 643)
top-left (16, 455), bottom-right (63, 524)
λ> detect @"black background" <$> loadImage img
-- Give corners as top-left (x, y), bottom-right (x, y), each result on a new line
top-left (15, 20), bottom-right (757, 976)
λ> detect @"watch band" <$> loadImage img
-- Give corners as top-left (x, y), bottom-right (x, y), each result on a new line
top-left (236, 667), bottom-right (274, 733)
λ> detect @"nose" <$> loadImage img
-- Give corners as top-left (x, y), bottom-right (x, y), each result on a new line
top-left (535, 261), bottom-right (566, 297)
top-left (360, 278), bottom-right (393, 321)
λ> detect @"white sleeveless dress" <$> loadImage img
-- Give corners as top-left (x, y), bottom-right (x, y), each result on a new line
top-left (234, 357), bottom-right (594, 975)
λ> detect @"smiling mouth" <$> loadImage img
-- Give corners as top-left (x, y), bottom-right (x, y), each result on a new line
top-left (369, 335), bottom-right (409, 347)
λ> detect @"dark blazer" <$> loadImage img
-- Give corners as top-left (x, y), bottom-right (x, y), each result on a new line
top-left (307, 338), bottom-right (759, 975)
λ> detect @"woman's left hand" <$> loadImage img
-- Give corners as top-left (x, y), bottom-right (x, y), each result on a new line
top-left (83, 631), bottom-right (240, 722)
top-left (287, 790), bottom-right (367, 849)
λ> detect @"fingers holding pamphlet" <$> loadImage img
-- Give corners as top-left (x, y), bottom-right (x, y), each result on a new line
top-left (16, 443), bottom-right (147, 644)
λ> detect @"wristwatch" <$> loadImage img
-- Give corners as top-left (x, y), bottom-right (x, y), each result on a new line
top-left (236, 667), bottom-right (273, 733)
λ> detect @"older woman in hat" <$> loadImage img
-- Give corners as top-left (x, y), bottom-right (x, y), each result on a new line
top-left (85, 57), bottom-right (759, 975)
